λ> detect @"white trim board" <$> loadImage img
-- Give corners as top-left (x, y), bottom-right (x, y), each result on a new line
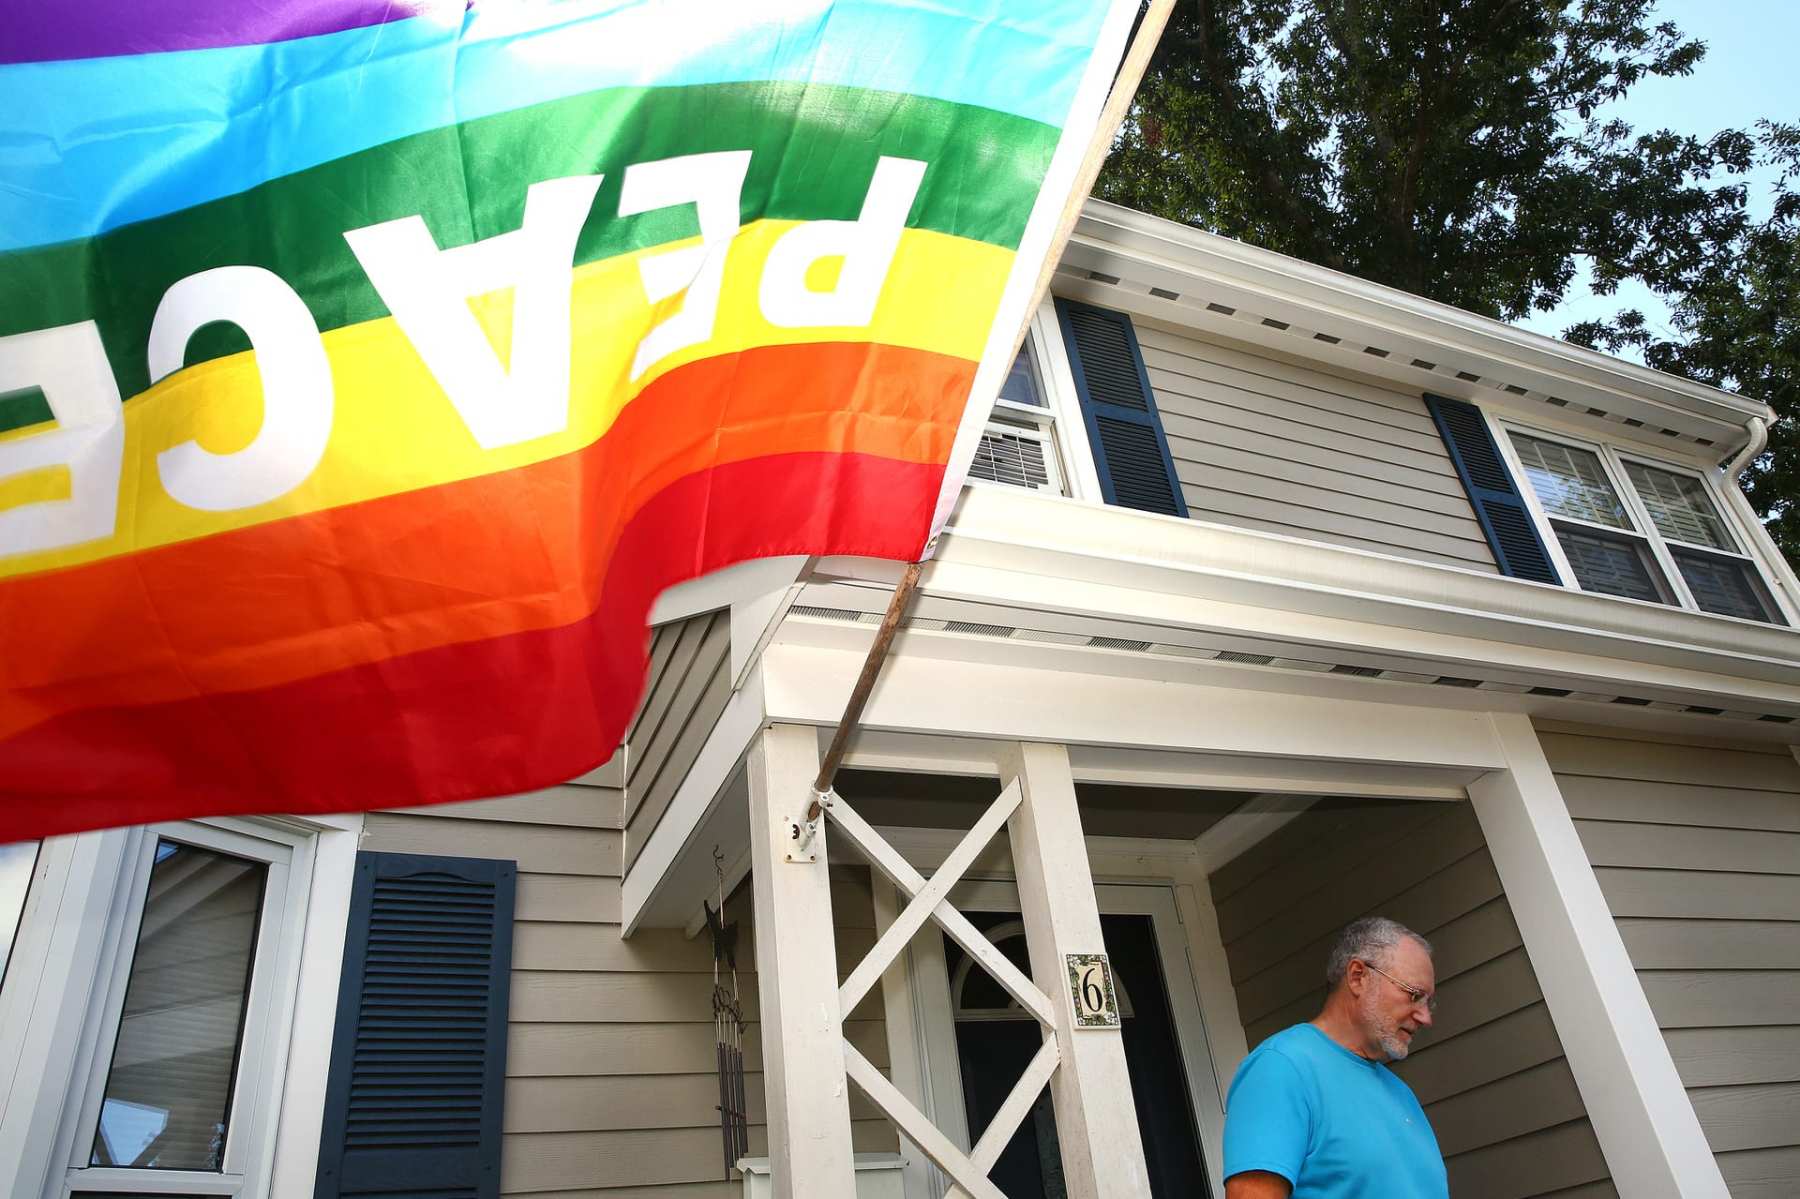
top-left (920, 487), bottom-right (1800, 695)
top-left (1469, 714), bottom-right (1727, 1198)
top-left (760, 641), bottom-right (1508, 771)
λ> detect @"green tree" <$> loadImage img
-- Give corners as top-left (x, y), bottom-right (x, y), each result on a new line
top-left (1100, 1), bottom-right (1795, 564)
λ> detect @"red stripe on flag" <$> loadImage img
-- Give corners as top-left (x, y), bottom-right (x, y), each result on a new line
top-left (0, 451), bottom-right (943, 840)
top-left (1, 340), bottom-right (973, 741)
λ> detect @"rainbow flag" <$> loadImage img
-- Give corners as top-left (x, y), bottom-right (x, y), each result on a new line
top-left (0, 1), bottom-right (1138, 839)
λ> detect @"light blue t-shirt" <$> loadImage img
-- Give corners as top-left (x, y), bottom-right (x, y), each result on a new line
top-left (1222, 1023), bottom-right (1447, 1198)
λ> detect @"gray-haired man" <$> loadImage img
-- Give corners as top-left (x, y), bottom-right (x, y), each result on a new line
top-left (1220, 916), bottom-right (1448, 1198)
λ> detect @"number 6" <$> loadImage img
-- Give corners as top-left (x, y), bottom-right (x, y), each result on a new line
top-left (1081, 966), bottom-right (1105, 1013)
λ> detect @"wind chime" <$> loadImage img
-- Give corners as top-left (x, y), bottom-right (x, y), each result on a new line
top-left (705, 849), bottom-right (750, 1177)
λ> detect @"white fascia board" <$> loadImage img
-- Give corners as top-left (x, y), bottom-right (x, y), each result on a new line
top-left (760, 641), bottom-right (1508, 772)
top-left (1069, 200), bottom-right (1767, 447)
top-left (647, 554), bottom-right (809, 626)
top-left (917, 487), bottom-right (1800, 701)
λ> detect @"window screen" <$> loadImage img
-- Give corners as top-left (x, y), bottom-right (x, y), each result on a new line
top-left (1553, 526), bottom-right (1669, 604)
top-left (1672, 548), bottom-right (1779, 622)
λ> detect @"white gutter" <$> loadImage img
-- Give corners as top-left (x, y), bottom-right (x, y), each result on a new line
top-left (1725, 415), bottom-right (1770, 477)
top-left (1717, 415), bottom-right (1800, 624)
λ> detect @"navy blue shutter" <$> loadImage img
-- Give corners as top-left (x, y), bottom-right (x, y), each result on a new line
top-left (1425, 394), bottom-right (1562, 584)
top-left (315, 852), bottom-right (516, 1199)
top-left (1055, 298), bottom-right (1188, 517)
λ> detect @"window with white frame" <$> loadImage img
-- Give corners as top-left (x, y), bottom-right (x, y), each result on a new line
top-left (1505, 426), bottom-right (1784, 623)
top-left (55, 820), bottom-right (307, 1199)
top-left (965, 332), bottom-right (1071, 495)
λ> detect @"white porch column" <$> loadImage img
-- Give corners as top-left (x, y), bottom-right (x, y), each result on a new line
top-left (1000, 742), bottom-right (1151, 1199)
top-left (748, 723), bottom-right (857, 1198)
top-left (1469, 714), bottom-right (1727, 1199)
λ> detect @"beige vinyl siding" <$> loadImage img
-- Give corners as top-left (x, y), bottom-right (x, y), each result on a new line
top-left (624, 611), bottom-right (733, 873)
top-left (1208, 797), bottom-right (1613, 1199)
top-left (362, 764), bottom-right (896, 1197)
top-left (1132, 322), bottom-right (1498, 572)
top-left (1541, 722), bottom-right (1800, 1198)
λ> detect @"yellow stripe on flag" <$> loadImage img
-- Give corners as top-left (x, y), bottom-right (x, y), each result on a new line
top-left (2, 222), bottom-right (1011, 579)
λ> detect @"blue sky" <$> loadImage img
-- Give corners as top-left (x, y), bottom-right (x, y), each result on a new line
top-left (1518, 0), bottom-right (1800, 346)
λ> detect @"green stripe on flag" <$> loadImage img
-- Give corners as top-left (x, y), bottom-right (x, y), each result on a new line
top-left (1, 80), bottom-right (1055, 408)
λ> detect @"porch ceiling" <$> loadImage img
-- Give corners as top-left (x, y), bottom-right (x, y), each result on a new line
top-left (836, 768), bottom-right (1259, 841)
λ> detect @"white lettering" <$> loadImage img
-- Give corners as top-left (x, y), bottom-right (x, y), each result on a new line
top-left (758, 156), bottom-right (926, 328)
top-left (619, 150), bottom-right (753, 380)
top-left (0, 321), bottom-right (124, 556)
top-left (150, 266), bottom-right (334, 512)
top-left (345, 174), bottom-right (603, 450)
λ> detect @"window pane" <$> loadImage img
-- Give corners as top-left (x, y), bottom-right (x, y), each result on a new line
top-left (92, 841), bottom-right (266, 1172)
top-left (0, 840), bottom-right (38, 988)
top-left (1511, 435), bottom-right (1632, 528)
top-left (997, 342), bottom-right (1046, 407)
top-left (1624, 461), bottom-right (1736, 550)
top-left (1674, 549), bottom-right (1780, 622)
top-left (1554, 525), bottom-right (1668, 603)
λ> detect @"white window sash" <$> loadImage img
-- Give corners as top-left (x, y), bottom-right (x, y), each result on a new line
top-left (1029, 297), bottom-right (1104, 503)
top-left (1489, 415), bottom-right (1787, 619)
top-left (63, 819), bottom-right (302, 1195)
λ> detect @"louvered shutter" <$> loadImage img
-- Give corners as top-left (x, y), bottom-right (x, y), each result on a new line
top-left (1424, 394), bottom-right (1562, 584)
top-left (315, 852), bottom-right (516, 1199)
top-left (1055, 298), bottom-right (1188, 517)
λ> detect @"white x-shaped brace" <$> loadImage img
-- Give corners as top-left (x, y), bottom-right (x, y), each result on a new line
top-left (822, 784), bottom-right (1061, 1199)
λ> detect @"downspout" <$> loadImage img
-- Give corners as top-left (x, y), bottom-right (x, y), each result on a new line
top-left (1719, 415), bottom-right (1800, 621)
top-left (1723, 415), bottom-right (1768, 479)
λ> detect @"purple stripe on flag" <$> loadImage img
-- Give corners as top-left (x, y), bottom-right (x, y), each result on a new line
top-left (0, 0), bottom-right (460, 65)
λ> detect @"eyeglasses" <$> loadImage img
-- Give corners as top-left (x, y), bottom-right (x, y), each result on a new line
top-left (1358, 959), bottom-right (1437, 1013)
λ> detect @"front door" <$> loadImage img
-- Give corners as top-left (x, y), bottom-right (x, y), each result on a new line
top-left (944, 894), bottom-right (1217, 1198)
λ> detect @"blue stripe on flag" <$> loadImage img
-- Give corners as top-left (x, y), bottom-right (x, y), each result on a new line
top-left (0, 0), bottom-right (1106, 252)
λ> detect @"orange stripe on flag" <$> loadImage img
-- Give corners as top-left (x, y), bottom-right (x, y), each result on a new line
top-left (0, 341), bottom-right (973, 740)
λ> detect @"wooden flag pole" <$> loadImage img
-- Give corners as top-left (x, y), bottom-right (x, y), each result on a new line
top-left (807, 0), bottom-right (1174, 816)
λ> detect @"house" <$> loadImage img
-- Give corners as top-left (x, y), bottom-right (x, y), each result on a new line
top-left (2, 197), bottom-right (1796, 1199)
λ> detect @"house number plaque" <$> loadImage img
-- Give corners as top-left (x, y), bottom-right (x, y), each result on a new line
top-left (1065, 953), bottom-right (1120, 1028)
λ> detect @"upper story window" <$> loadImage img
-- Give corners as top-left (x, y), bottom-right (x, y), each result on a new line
top-left (1503, 425), bottom-right (1784, 623)
top-left (966, 334), bottom-right (1068, 494)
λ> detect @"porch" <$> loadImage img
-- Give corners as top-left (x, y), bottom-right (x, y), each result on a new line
top-left (611, 485), bottom-right (1800, 1198)
top-left (661, 707), bottom-right (1717, 1199)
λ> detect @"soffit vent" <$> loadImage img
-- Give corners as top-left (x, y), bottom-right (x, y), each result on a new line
top-left (1087, 636), bottom-right (1153, 652)
top-left (946, 621), bottom-right (1017, 638)
top-left (790, 605), bottom-right (863, 623)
